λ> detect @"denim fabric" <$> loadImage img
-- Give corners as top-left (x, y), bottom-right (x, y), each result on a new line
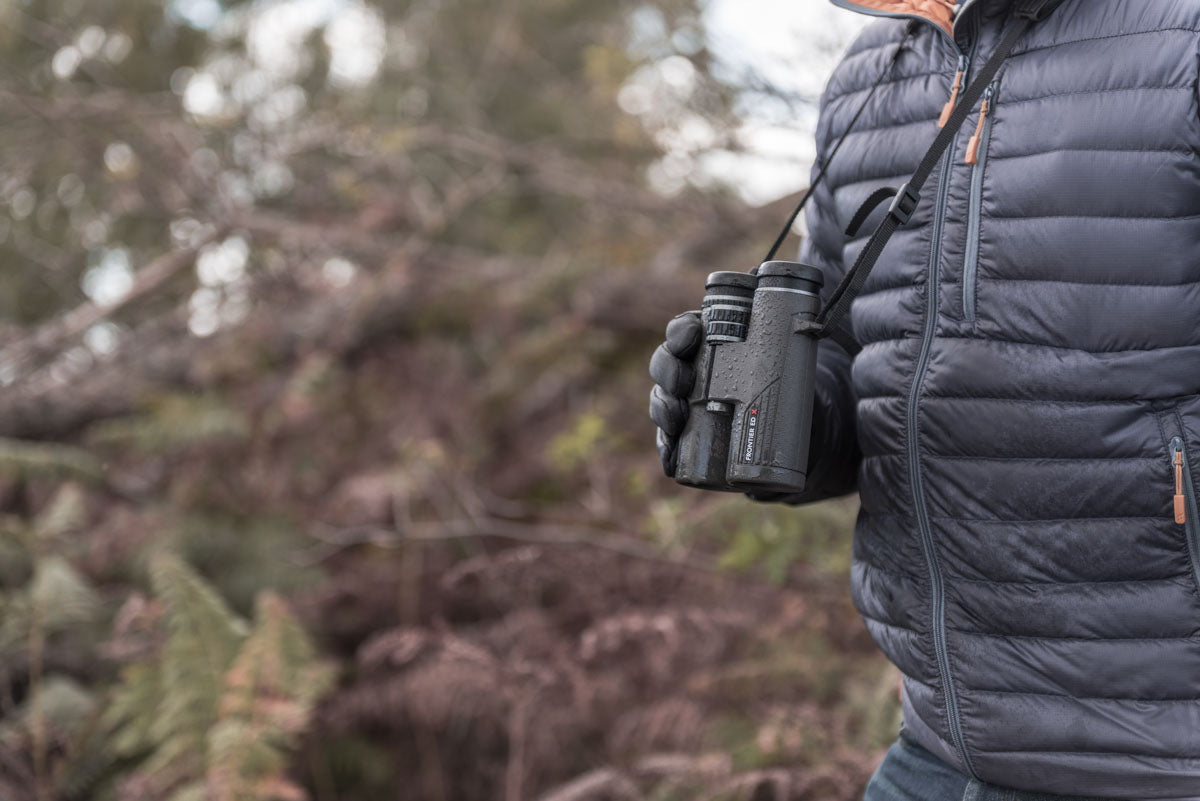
top-left (863, 730), bottom-right (1119, 801)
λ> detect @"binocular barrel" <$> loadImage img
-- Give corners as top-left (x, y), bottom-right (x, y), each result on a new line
top-left (674, 261), bottom-right (824, 495)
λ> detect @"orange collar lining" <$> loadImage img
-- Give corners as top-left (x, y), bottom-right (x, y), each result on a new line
top-left (840, 0), bottom-right (955, 35)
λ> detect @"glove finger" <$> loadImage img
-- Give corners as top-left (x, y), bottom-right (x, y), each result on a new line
top-left (649, 343), bottom-right (695, 397)
top-left (657, 427), bottom-right (679, 478)
top-left (649, 384), bottom-right (689, 436)
top-left (664, 311), bottom-right (703, 359)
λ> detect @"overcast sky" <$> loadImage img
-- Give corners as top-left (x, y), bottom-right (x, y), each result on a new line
top-left (703, 0), bottom-right (867, 204)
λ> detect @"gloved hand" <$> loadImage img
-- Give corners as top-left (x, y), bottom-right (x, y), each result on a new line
top-left (648, 311), bottom-right (703, 477)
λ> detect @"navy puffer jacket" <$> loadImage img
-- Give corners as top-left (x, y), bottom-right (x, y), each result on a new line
top-left (792, 0), bottom-right (1200, 796)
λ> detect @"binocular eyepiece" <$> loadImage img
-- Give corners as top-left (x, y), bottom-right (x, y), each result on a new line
top-left (674, 261), bottom-right (824, 495)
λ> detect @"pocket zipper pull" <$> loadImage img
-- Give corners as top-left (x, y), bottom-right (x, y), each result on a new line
top-left (938, 67), bottom-right (965, 128)
top-left (965, 97), bottom-right (992, 165)
top-left (1174, 448), bottom-right (1187, 524)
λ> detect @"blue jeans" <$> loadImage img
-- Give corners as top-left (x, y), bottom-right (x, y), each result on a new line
top-left (863, 729), bottom-right (1116, 801)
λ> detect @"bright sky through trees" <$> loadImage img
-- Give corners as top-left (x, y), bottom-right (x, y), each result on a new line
top-left (704, 0), bottom-right (866, 203)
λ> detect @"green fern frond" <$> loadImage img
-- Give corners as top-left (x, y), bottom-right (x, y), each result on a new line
top-left (26, 675), bottom-right (96, 732)
top-left (104, 663), bottom-right (163, 759)
top-left (207, 720), bottom-right (300, 801)
top-left (220, 593), bottom-right (334, 728)
top-left (144, 554), bottom-right (248, 777)
top-left (206, 593), bottom-right (333, 801)
top-left (31, 557), bottom-right (100, 632)
top-left (0, 592), bottom-right (31, 656)
top-left (34, 484), bottom-right (87, 541)
top-left (0, 676), bottom-right (113, 801)
top-left (87, 394), bottom-right (250, 453)
top-left (0, 439), bottom-right (104, 483)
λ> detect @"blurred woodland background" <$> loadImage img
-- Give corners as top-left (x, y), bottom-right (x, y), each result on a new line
top-left (0, 1), bottom-right (898, 799)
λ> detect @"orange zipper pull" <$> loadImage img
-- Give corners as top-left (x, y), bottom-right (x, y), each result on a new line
top-left (1175, 450), bottom-right (1187, 524)
top-left (965, 98), bottom-right (991, 165)
top-left (938, 69), bottom-right (964, 128)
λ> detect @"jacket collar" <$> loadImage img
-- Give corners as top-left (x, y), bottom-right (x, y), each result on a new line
top-left (829, 0), bottom-right (1007, 37)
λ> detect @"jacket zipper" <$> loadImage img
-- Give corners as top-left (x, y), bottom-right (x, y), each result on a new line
top-left (1168, 436), bottom-right (1200, 590)
top-left (908, 48), bottom-right (978, 780)
top-left (961, 82), bottom-right (997, 322)
top-left (828, 2), bottom-right (979, 773)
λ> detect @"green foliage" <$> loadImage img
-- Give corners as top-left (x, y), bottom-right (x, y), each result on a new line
top-left (169, 515), bottom-right (321, 615)
top-left (88, 395), bottom-right (250, 453)
top-left (713, 499), bottom-right (858, 584)
top-left (106, 663), bottom-right (164, 759)
top-left (0, 439), bottom-right (104, 483)
top-left (108, 555), bottom-right (332, 799)
top-left (547, 411), bottom-right (611, 472)
top-left (0, 0), bottom-right (886, 797)
top-left (139, 554), bottom-right (248, 776)
top-left (207, 594), bottom-right (334, 801)
top-left (30, 557), bottom-right (100, 632)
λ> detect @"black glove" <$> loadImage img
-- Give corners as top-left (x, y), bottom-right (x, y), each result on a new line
top-left (648, 311), bottom-right (703, 477)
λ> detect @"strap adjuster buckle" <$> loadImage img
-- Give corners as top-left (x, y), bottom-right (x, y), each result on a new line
top-left (887, 182), bottom-right (921, 226)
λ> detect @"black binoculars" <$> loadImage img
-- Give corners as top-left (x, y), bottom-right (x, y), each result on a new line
top-left (674, 260), bottom-right (824, 495)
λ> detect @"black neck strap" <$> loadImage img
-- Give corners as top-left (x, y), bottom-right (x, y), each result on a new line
top-left (795, 0), bottom-right (1066, 356)
top-left (761, 22), bottom-right (917, 266)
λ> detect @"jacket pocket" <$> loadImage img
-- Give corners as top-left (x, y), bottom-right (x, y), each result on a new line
top-left (1166, 434), bottom-right (1200, 593)
top-left (962, 82), bottom-right (998, 323)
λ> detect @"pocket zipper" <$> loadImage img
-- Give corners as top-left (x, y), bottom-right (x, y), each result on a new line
top-left (1168, 436), bottom-right (1200, 589)
top-left (962, 82), bottom-right (997, 323)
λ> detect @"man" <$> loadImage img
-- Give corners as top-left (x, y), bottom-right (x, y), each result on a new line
top-left (648, 1), bottom-right (1200, 799)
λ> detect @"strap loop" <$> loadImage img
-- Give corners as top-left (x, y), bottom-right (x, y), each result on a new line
top-left (845, 186), bottom-right (899, 237)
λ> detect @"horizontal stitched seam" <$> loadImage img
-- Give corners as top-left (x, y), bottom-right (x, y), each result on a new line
top-left (855, 395), bottom-right (1148, 405)
top-left (830, 32), bottom-right (925, 93)
top-left (947, 575), bottom-right (1189, 588)
top-left (829, 27), bottom-right (1200, 152)
top-left (1009, 26), bottom-right (1200, 61)
top-left (855, 395), bottom-right (1154, 406)
top-left (839, 113), bottom-right (943, 141)
top-left (851, 281), bottom-right (925, 296)
top-left (861, 453), bottom-right (1161, 462)
top-left (832, 171), bottom-right (915, 194)
top-left (855, 557), bottom-right (926, 585)
top-left (855, 334), bottom-right (912, 349)
top-left (984, 212), bottom-right (1200, 221)
top-left (826, 70), bottom-right (942, 111)
top-left (999, 84), bottom-right (1190, 108)
top-left (964, 686), bottom-right (1200, 706)
top-left (972, 746), bottom-right (1200, 760)
top-left (989, 146), bottom-right (1194, 162)
top-left (978, 277), bottom-right (1200, 288)
top-left (856, 334), bottom-right (1200, 356)
top-left (917, 396), bottom-right (1149, 405)
top-left (930, 336), bottom-right (1200, 356)
top-left (858, 554), bottom-right (1186, 589)
top-left (859, 609), bottom-right (925, 636)
top-left (863, 511), bottom-right (1166, 523)
top-left (932, 513), bottom-right (1163, 523)
top-left (840, 34), bottom-right (909, 66)
top-left (948, 629), bottom-right (1200, 644)
top-left (830, 86), bottom-right (1193, 144)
